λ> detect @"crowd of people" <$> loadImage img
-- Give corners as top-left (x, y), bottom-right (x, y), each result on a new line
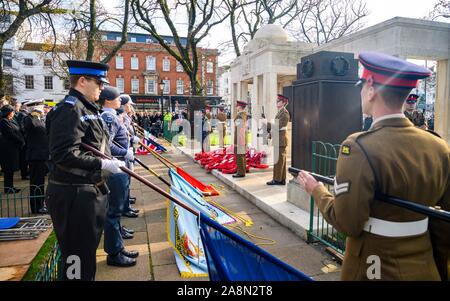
top-left (134, 109), bottom-right (188, 138)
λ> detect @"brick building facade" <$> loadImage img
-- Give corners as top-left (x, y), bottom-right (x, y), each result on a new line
top-left (97, 31), bottom-right (221, 111)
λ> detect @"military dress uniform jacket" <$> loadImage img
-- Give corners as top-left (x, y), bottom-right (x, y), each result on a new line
top-left (234, 111), bottom-right (247, 155)
top-left (311, 117), bottom-right (450, 281)
top-left (268, 107), bottom-right (290, 148)
top-left (404, 110), bottom-right (427, 129)
top-left (46, 88), bottom-right (111, 184)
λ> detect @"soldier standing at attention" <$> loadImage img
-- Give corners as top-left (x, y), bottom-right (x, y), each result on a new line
top-left (46, 60), bottom-right (125, 281)
top-left (404, 93), bottom-right (427, 129)
top-left (267, 94), bottom-right (290, 186)
top-left (233, 100), bottom-right (248, 178)
top-left (297, 52), bottom-right (450, 281)
top-left (217, 105), bottom-right (227, 149)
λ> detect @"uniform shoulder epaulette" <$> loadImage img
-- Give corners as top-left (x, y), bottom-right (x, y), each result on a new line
top-left (64, 95), bottom-right (78, 106)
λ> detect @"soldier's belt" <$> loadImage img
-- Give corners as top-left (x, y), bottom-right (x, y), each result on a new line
top-left (363, 217), bottom-right (428, 237)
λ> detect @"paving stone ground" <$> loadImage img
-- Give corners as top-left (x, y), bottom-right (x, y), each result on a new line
top-left (95, 144), bottom-right (341, 281)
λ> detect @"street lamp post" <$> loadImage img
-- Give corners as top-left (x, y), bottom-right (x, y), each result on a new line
top-left (159, 79), bottom-right (165, 117)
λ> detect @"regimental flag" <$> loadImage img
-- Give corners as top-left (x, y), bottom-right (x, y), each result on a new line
top-left (136, 137), bottom-right (165, 155)
top-left (144, 130), bottom-right (168, 152)
top-left (199, 212), bottom-right (313, 281)
top-left (167, 169), bottom-right (235, 278)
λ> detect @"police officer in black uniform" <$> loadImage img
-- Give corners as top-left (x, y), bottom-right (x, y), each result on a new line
top-left (45, 60), bottom-right (125, 281)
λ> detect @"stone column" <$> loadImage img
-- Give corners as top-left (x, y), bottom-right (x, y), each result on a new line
top-left (251, 76), bottom-right (259, 148)
top-left (434, 59), bottom-right (450, 145)
top-left (263, 72), bottom-right (278, 165)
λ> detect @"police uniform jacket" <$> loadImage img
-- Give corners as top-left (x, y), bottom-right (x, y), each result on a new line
top-left (234, 111), bottom-right (247, 154)
top-left (46, 88), bottom-right (111, 184)
top-left (0, 118), bottom-right (25, 172)
top-left (23, 113), bottom-right (49, 161)
top-left (101, 108), bottom-right (128, 160)
top-left (311, 116), bottom-right (450, 280)
top-left (268, 107), bottom-right (290, 148)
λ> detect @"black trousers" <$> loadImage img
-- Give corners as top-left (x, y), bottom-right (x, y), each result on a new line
top-left (3, 170), bottom-right (14, 191)
top-left (29, 161), bottom-right (47, 213)
top-left (46, 182), bottom-right (107, 281)
top-left (19, 148), bottom-right (28, 179)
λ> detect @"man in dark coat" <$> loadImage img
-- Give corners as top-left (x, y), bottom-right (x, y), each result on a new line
top-left (23, 106), bottom-right (49, 213)
top-left (14, 102), bottom-right (29, 180)
top-left (0, 105), bottom-right (25, 193)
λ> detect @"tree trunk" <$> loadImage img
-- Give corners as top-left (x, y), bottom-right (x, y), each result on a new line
top-left (86, 0), bottom-right (97, 61)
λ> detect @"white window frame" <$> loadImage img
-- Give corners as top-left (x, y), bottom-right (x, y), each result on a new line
top-left (131, 56), bottom-right (139, 70)
top-left (207, 80), bottom-right (214, 95)
top-left (163, 79), bottom-right (170, 94)
top-left (116, 55), bottom-right (124, 69)
top-left (25, 75), bottom-right (34, 89)
top-left (145, 78), bottom-right (156, 94)
top-left (146, 56), bottom-right (156, 71)
top-left (44, 76), bottom-right (53, 90)
top-left (131, 78), bottom-right (139, 94)
top-left (176, 61), bottom-right (183, 72)
top-left (206, 61), bottom-right (214, 73)
top-left (176, 79), bottom-right (184, 95)
top-left (130, 37), bottom-right (137, 43)
top-left (116, 78), bottom-right (124, 93)
top-left (163, 58), bottom-right (170, 72)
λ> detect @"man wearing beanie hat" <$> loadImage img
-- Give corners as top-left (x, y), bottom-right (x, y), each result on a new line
top-left (45, 60), bottom-right (125, 281)
top-left (99, 86), bottom-right (139, 267)
top-left (297, 52), bottom-right (450, 281)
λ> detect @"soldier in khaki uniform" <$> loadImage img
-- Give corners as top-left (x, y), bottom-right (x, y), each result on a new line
top-left (217, 106), bottom-right (227, 148)
top-left (404, 94), bottom-right (427, 130)
top-left (267, 94), bottom-right (290, 185)
top-left (297, 52), bottom-right (450, 281)
top-left (233, 101), bottom-right (247, 178)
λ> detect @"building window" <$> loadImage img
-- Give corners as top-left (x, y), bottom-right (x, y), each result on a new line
top-left (131, 56), bottom-right (139, 70)
top-left (25, 75), bottom-right (34, 89)
top-left (24, 58), bottom-right (33, 66)
top-left (130, 37), bottom-right (137, 43)
top-left (146, 56), bottom-right (155, 71)
top-left (163, 58), bottom-right (170, 72)
top-left (44, 59), bottom-right (52, 67)
top-left (116, 78), bottom-right (124, 93)
top-left (163, 79), bottom-right (170, 94)
top-left (176, 79), bottom-right (184, 95)
top-left (116, 36), bottom-right (121, 41)
top-left (44, 76), bottom-right (53, 90)
top-left (146, 79), bottom-right (155, 94)
top-left (207, 80), bottom-right (214, 95)
top-left (176, 61), bottom-right (183, 72)
top-left (2, 51), bottom-right (12, 67)
top-left (131, 78), bottom-right (139, 94)
top-left (206, 61), bottom-right (214, 73)
top-left (116, 55), bottom-right (124, 69)
top-left (102, 35), bottom-right (107, 40)
top-left (63, 78), bottom-right (70, 90)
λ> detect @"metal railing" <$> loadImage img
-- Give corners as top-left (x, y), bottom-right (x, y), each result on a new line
top-left (308, 141), bottom-right (346, 254)
top-left (1, 185), bottom-right (46, 217)
top-left (34, 242), bottom-right (62, 281)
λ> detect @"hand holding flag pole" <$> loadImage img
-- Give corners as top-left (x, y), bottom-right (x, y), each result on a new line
top-left (111, 140), bottom-right (171, 187)
top-left (82, 143), bottom-right (197, 215)
top-left (288, 167), bottom-right (450, 223)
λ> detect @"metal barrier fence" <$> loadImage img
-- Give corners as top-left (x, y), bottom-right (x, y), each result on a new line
top-left (308, 141), bottom-right (346, 254)
top-left (34, 242), bottom-right (62, 281)
top-left (0, 185), bottom-right (45, 218)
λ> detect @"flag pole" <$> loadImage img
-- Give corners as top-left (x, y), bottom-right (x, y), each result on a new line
top-left (111, 140), bottom-right (171, 187)
top-left (138, 140), bottom-right (178, 169)
top-left (82, 143), bottom-right (198, 215)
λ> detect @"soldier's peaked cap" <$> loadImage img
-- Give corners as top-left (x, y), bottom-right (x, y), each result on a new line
top-left (66, 60), bottom-right (110, 84)
top-left (406, 93), bottom-right (419, 102)
top-left (277, 94), bottom-right (288, 103)
top-left (236, 100), bottom-right (247, 107)
top-left (357, 52), bottom-right (431, 89)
